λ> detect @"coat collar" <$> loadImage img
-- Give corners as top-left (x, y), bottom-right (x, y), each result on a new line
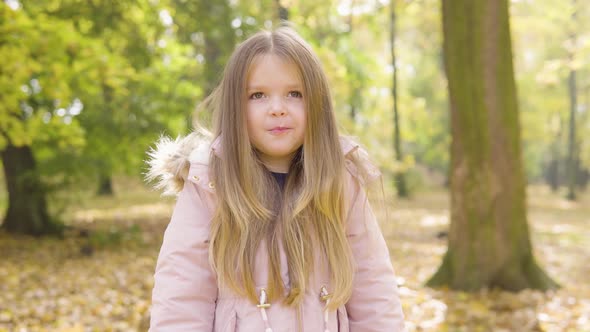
top-left (148, 132), bottom-right (365, 196)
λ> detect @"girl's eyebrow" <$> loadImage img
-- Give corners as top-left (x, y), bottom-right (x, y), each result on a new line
top-left (247, 83), bottom-right (303, 91)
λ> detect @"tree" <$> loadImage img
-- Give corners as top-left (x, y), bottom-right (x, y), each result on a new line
top-left (390, 0), bottom-right (408, 197)
top-left (565, 0), bottom-right (582, 200)
top-left (0, 1), bottom-right (176, 235)
top-left (511, 0), bottom-right (590, 191)
top-left (0, 4), bottom-right (86, 235)
top-left (427, 0), bottom-right (558, 290)
top-left (169, 0), bottom-right (236, 97)
top-left (41, 0), bottom-right (167, 196)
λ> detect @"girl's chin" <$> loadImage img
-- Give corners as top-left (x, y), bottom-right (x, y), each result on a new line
top-left (257, 147), bottom-right (299, 160)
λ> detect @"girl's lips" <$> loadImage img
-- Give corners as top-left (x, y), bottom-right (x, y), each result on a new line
top-left (269, 127), bottom-right (291, 134)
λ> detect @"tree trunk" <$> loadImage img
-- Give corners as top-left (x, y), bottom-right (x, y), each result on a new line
top-left (566, 68), bottom-right (578, 200)
top-left (347, 1), bottom-right (358, 121)
top-left (97, 173), bottom-right (114, 196)
top-left (345, 0), bottom-right (363, 122)
top-left (546, 157), bottom-right (559, 192)
top-left (275, 0), bottom-right (289, 21)
top-left (1, 145), bottom-right (61, 235)
top-left (577, 166), bottom-right (589, 190)
top-left (193, 1), bottom-right (234, 130)
top-left (390, 0), bottom-right (408, 197)
top-left (427, 0), bottom-right (557, 291)
top-left (546, 129), bottom-right (562, 192)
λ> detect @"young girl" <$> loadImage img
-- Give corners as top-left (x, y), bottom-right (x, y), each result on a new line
top-left (147, 26), bottom-right (404, 331)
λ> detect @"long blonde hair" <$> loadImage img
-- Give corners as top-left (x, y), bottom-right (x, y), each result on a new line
top-left (204, 26), bottom-right (354, 310)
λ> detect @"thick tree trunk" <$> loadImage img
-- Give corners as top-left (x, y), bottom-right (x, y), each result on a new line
top-left (427, 0), bottom-right (557, 291)
top-left (390, 0), bottom-right (408, 197)
top-left (1, 145), bottom-right (60, 235)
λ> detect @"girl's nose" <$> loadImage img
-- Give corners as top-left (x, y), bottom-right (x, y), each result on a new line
top-left (269, 97), bottom-right (287, 116)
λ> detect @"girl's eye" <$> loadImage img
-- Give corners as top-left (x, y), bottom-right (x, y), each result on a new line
top-left (250, 92), bottom-right (264, 99)
top-left (288, 91), bottom-right (303, 98)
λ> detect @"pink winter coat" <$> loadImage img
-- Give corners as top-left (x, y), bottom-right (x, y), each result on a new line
top-left (147, 134), bottom-right (405, 331)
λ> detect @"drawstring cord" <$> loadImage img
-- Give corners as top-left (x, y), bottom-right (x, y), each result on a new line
top-left (320, 285), bottom-right (331, 332)
top-left (258, 288), bottom-right (273, 332)
top-left (258, 286), bottom-right (332, 332)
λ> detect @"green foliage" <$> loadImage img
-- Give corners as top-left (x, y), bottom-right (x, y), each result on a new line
top-left (512, 0), bottom-right (590, 181)
top-left (0, 3), bottom-right (84, 149)
top-left (1, 0), bottom-right (588, 211)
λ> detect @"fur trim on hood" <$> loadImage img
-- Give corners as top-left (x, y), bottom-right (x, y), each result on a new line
top-left (145, 132), bottom-right (213, 196)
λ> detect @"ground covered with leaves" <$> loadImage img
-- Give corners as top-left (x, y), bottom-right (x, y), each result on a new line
top-left (0, 184), bottom-right (588, 331)
top-left (383, 187), bottom-right (590, 332)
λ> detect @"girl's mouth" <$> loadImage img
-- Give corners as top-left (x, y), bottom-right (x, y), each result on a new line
top-left (269, 126), bottom-right (291, 134)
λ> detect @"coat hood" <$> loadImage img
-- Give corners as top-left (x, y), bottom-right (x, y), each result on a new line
top-left (145, 132), bottom-right (214, 196)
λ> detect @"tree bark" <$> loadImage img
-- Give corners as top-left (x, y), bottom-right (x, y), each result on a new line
top-left (1, 145), bottom-right (61, 235)
top-left (390, 0), bottom-right (408, 197)
top-left (427, 0), bottom-right (557, 291)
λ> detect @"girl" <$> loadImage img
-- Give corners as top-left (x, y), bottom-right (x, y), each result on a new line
top-left (147, 26), bottom-right (404, 331)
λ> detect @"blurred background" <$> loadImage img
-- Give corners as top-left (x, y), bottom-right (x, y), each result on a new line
top-left (0, 0), bottom-right (588, 331)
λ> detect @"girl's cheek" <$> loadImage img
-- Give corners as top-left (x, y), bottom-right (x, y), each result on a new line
top-left (286, 98), bottom-right (304, 105)
top-left (248, 99), bottom-right (267, 109)
top-left (258, 99), bottom-right (272, 105)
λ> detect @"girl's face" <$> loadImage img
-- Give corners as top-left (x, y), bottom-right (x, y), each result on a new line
top-left (245, 53), bottom-right (306, 173)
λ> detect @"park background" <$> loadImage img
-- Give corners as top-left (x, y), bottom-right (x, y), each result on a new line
top-left (0, 0), bottom-right (589, 331)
